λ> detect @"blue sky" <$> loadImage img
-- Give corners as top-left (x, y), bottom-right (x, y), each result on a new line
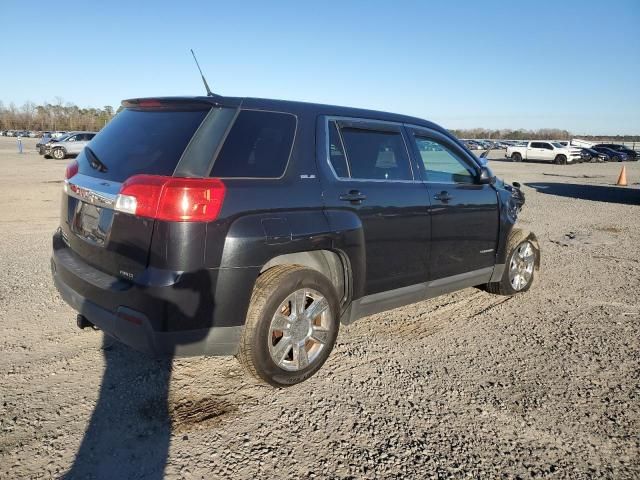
top-left (1, 0), bottom-right (638, 134)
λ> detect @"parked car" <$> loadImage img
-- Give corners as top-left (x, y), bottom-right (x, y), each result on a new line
top-left (593, 143), bottom-right (638, 161)
top-left (51, 131), bottom-right (68, 139)
top-left (581, 148), bottom-right (608, 162)
top-left (36, 133), bottom-right (55, 154)
top-left (43, 133), bottom-right (70, 157)
top-left (591, 146), bottom-right (628, 162)
top-left (45, 131), bottom-right (97, 159)
top-left (506, 141), bottom-right (582, 164)
top-left (52, 95), bottom-right (541, 387)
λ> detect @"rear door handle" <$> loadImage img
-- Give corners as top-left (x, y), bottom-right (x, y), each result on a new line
top-left (433, 191), bottom-right (452, 202)
top-left (339, 190), bottom-right (367, 204)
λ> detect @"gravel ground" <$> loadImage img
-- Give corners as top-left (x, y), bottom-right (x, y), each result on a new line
top-left (0, 138), bottom-right (639, 479)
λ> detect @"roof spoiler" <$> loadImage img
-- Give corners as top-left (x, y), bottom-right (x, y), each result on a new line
top-left (121, 96), bottom-right (225, 109)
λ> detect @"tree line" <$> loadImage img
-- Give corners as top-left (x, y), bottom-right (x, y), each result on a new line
top-left (450, 127), bottom-right (639, 142)
top-left (1, 100), bottom-right (638, 141)
top-left (0, 99), bottom-right (115, 132)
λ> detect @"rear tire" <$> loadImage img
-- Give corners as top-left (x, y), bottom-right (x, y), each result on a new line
top-left (554, 154), bottom-right (567, 165)
top-left (237, 265), bottom-right (340, 387)
top-left (511, 152), bottom-right (522, 162)
top-left (486, 229), bottom-right (539, 296)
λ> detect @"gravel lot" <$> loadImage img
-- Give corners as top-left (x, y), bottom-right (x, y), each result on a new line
top-left (1, 137), bottom-right (639, 479)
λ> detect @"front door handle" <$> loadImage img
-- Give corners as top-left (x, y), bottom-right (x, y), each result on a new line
top-left (339, 190), bottom-right (367, 204)
top-left (433, 191), bottom-right (452, 202)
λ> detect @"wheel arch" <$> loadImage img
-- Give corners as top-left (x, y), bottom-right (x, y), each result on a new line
top-left (260, 249), bottom-right (351, 308)
top-left (52, 145), bottom-right (67, 156)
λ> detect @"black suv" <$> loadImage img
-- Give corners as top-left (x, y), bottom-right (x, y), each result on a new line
top-left (51, 96), bottom-right (540, 387)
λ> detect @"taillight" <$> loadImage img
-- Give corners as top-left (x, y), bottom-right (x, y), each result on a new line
top-left (65, 160), bottom-right (79, 180)
top-left (115, 175), bottom-right (226, 222)
top-left (137, 99), bottom-right (162, 107)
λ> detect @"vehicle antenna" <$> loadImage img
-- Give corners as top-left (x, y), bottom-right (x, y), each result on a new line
top-left (190, 49), bottom-right (214, 97)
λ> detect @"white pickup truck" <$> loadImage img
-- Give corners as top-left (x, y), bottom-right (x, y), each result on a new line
top-left (506, 141), bottom-right (582, 164)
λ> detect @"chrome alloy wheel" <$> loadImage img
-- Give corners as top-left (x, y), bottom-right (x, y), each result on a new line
top-left (268, 288), bottom-right (332, 372)
top-left (509, 241), bottom-right (535, 291)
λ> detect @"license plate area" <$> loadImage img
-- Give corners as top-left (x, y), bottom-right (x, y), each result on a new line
top-left (72, 201), bottom-right (113, 246)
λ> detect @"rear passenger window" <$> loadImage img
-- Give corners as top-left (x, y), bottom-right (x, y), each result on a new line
top-left (339, 127), bottom-right (412, 181)
top-left (211, 110), bottom-right (296, 178)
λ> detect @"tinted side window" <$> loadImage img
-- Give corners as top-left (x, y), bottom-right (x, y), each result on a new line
top-left (340, 128), bottom-right (412, 181)
top-left (211, 110), bottom-right (296, 178)
top-left (541, 143), bottom-right (553, 150)
top-left (414, 138), bottom-right (475, 184)
top-left (530, 142), bottom-right (543, 148)
top-left (328, 121), bottom-right (349, 178)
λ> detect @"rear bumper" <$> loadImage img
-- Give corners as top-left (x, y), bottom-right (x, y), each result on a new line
top-left (51, 231), bottom-right (255, 357)
top-left (53, 270), bottom-right (242, 356)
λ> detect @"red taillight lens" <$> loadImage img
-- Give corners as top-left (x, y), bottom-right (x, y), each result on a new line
top-left (115, 175), bottom-right (226, 222)
top-left (65, 160), bottom-right (79, 180)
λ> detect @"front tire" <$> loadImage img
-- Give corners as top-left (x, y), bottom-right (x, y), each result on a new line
top-left (52, 148), bottom-right (66, 160)
top-left (237, 265), bottom-right (340, 387)
top-left (511, 152), bottom-right (522, 162)
top-left (554, 154), bottom-right (567, 165)
top-left (486, 229), bottom-right (539, 296)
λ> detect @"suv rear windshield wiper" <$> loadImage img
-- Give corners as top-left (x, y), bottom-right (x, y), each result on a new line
top-left (85, 146), bottom-right (108, 173)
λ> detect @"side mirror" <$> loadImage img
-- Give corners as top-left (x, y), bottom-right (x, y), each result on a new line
top-left (478, 166), bottom-right (496, 185)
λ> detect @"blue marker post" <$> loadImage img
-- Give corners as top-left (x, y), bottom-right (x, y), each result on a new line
top-left (17, 138), bottom-right (23, 154)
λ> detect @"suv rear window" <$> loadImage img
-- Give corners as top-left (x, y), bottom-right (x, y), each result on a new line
top-left (210, 110), bottom-right (296, 178)
top-left (77, 108), bottom-right (209, 182)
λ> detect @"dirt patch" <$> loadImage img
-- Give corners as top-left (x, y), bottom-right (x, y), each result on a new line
top-left (550, 230), bottom-right (617, 247)
top-left (595, 225), bottom-right (623, 233)
top-left (170, 396), bottom-right (237, 432)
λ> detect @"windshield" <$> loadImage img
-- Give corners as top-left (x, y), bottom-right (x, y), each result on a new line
top-left (551, 142), bottom-right (564, 148)
top-left (76, 107), bottom-right (210, 182)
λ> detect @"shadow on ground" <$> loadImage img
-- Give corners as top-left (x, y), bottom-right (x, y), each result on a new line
top-left (64, 337), bottom-right (173, 479)
top-left (526, 182), bottom-right (640, 206)
top-left (63, 269), bottom-right (221, 479)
